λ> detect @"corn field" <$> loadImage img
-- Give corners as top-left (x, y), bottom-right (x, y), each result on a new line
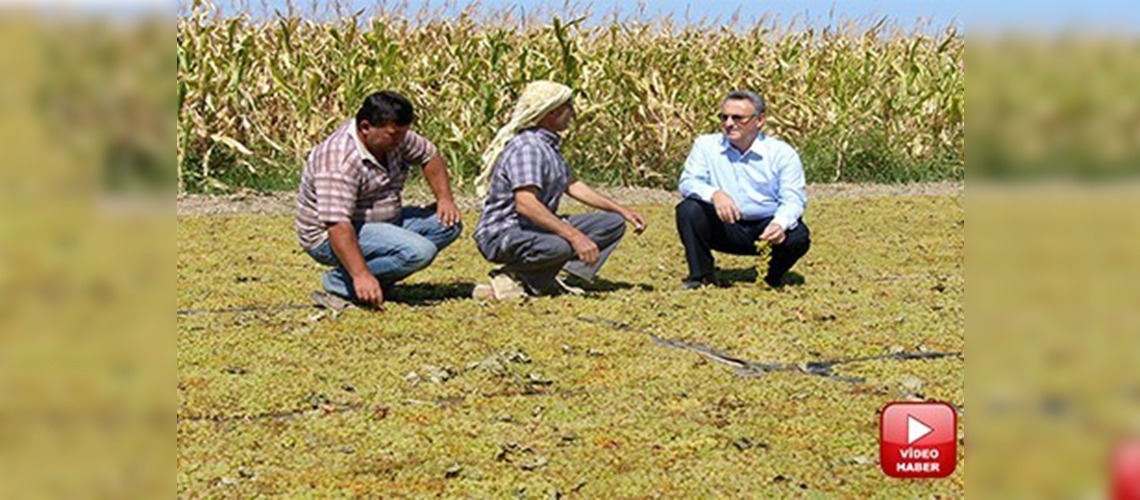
top-left (176, 1), bottom-right (964, 193)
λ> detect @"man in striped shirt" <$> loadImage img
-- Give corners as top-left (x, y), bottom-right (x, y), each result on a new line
top-left (296, 91), bottom-right (461, 309)
top-left (472, 81), bottom-right (647, 299)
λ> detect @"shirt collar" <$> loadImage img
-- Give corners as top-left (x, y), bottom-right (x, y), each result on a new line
top-left (349, 120), bottom-right (382, 165)
top-left (524, 127), bottom-right (562, 147)
top-left (721, 132), bottom-right (767, 157)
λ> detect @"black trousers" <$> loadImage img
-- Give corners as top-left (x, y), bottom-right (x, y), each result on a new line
top-left (675, 198), bottom-right (811, 284)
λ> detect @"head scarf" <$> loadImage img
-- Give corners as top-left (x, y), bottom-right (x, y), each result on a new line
top-left (476, 80), bottom-right (574, 197)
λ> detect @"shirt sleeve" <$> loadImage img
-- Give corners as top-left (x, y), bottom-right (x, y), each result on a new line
top-left (771, 145), bottom-right (807, 231)
top-left (313, 165), bottom-right (362, 225)
top-left (399, 131), bottom-right (440, 166)
top-left (500, 142), bottom-right (546, 192)
top-left (678, 140), bottom-right (718, 202)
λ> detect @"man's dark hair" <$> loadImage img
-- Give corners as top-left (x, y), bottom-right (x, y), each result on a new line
top-left (356, 91), bottom-right (415, 127)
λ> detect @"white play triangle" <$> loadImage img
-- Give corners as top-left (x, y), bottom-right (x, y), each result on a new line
top-left (907, 415), bottom-right (933, 445)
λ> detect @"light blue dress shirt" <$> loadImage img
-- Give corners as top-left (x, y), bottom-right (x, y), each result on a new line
top-left (678, 133), bottom-right (807, 231)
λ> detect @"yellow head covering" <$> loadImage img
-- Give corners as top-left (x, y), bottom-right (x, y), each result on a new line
top-left (476, 81), bottom-right (574, 197)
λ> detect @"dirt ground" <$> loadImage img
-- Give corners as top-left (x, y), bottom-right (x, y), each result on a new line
top-left (176, 181), bottom-right (963, 216)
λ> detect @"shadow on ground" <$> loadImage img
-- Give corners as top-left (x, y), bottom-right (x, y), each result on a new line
top-left (388, 281), bottom-right (477, 305)
top-left (565, 276), bottom-right (654, 293)
top-left (716, 268), bottom-right (806, 287)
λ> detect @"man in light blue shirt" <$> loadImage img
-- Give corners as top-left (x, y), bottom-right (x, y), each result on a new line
top-left (676, 89), bottom-right (811, 289)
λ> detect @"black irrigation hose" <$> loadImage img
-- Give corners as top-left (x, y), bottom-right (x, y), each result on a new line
top-left (177, 315), bottom-right (963, 424)
top-left (177, 402), bottom-right (378, 423)
top-left (577, 316), bottom-right (963, 384)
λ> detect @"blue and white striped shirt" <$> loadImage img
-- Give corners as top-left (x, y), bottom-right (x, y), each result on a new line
top-left (678, 133), bottom-right (807, 230)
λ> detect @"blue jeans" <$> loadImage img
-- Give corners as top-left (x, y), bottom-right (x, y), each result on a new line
top-left (306, 206), bottom-right (462, 299)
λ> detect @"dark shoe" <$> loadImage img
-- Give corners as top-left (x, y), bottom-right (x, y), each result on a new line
top-left (681, 277), bottom-right (717, 290)
top-left (763, 275), bottom-right (784, 288)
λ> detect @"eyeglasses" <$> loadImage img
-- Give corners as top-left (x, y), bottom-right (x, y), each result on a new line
top-left (717, 113), bottom-right (756, 124)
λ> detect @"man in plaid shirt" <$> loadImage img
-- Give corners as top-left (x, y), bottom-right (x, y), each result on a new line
top-left (472, 81), bottom-right (647, 299)
top-left (296, 91), bottom-right (462, 309)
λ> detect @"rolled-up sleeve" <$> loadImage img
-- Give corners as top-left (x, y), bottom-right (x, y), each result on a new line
top-left (678, 141), bottom-right (718, 202)
top-left (771, 146), bottom-right (807, 231)
top-left (400, 131), bottom-right (440, 165)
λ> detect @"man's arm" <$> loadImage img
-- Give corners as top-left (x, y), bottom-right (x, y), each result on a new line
top-left (420, 153), bottom-right (460, 227)
top-left (514, 187), bottom-right (601, 266)
top-left (311, 162), bottom-right (383, 307)
top-left (326, 222), bottom-right (384, 308)
top-left (565, 181), bottom-right (646, 233)
top-left (678, 140), bottom-right (719, 202)
top-left (678, 139), bottom-right (741, 223)
top-left (759, 147), bottom-right (807, 245)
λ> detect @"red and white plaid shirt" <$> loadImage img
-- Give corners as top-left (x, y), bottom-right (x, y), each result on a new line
top-left (295, 118), bottom-right (438, 250)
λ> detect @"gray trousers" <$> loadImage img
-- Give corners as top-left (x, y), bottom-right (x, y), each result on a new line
top-left (478, 211), bottom-right (627, 293)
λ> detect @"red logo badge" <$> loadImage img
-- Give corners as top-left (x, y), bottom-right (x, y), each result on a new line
top-left (1114, 440), bottom-right (1140, 499)
top-left (880, 402), bottom-right (957, 478)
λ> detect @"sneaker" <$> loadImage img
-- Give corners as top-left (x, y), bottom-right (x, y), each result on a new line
top-left (532, 276), bottom-right (587, 297)
top-left (555, 277), bottom-right (585, 295)
top-left (681, 277), bottom-right (717, 290)
top-left (310, 291), bottom-right (356, 311)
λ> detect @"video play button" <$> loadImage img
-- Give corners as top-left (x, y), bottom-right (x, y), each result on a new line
top-left (907, 415), bottom-right (933, 445)
top-left (880, 402), bottom-right (957, 478)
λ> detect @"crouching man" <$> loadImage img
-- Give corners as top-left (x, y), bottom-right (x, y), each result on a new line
top-left (471, 81), bottom-right (646, 299)
top-left (296, 91), bottom-right (462, 309)
top-left (675, 89), bottom-right (811, 289)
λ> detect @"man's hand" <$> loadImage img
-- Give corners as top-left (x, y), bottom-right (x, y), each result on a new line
top-left (435, 199), bottom-right (461, 227)
top-left (759, 222), bottom-right (786, 245)
top-left (422, 154), bottom-right (461, 227)
top-left (515, 188), bottom-right (598, 265)
top-left (711, 190), bottom-right (742, 224)
top-left (327, 221), bottom-right (384, 310)
top-left (569, 233), bottom-right (600, 266)
top-left (620, 208), bottom-right (647, 234)
top-left (352, 272), bottom-right (385, 309)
